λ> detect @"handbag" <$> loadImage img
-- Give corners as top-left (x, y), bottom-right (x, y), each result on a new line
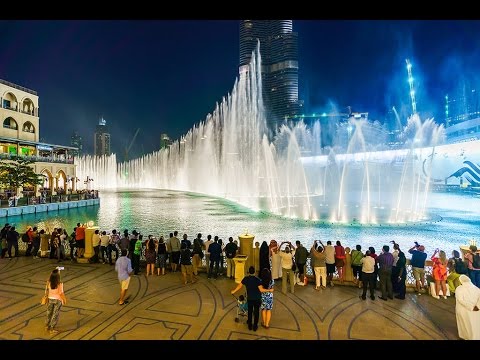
top-left (291, 255), bottom-right (297, 272)
top-left (40, 282), bottom-right (49, 305)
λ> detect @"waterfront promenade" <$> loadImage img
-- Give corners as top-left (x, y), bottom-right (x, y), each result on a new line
top-left (0, 255), bottom-right (459, 340)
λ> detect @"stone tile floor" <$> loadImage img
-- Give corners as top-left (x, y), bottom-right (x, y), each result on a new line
top-left (0, 256), bottom-right (459, 340)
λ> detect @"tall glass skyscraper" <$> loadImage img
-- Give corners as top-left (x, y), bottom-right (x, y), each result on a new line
top-left (94, 117), bottom-right (111, 156)
top-left (239, 20), bottom-right (302, 133)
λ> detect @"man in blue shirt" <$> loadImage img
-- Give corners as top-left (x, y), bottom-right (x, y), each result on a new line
top-left (231, 266), bottom-right (265, 331)
top-left (408, 244), bottom-right (428, 295)
top-left (115, 249), bottom-right (133, 305)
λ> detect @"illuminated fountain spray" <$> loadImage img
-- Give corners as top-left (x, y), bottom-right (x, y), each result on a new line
top-left (76, 45), bottom-right (445, 224)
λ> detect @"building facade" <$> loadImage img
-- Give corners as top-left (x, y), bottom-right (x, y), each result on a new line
top-left (445, 81), bottom-right (480, 128)
top-left (94, 117), bottom-right (111, 156)
top-left (160, 133), bottom-right (172, 149)
top-left (70, 131), bottom-right (83, 157)
top-left (0, 79), bottom-right (78, 196)
top-left (239, 20), bottom-right (303, 133)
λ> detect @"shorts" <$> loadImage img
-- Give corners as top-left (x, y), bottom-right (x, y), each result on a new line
top-left (412, 267), bottom-right (425, 281)
top-left (181, 264), bottom-right (193, 276)
top-left (171, 251), bottom-right (180, 264)
top-left (120, 277), bottom-right (131, 290)
top-left (335, 258), bottom-right (345, 267)
top-left (76, 239), bottom-right (85, 249)
top-left (326, 263), bottom-right (336, 274)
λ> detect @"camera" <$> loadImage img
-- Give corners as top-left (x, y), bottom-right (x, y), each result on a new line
top-left (414, 241), bottom-right (420, 247)
top-left (56, 266), bottom-right (65, 271)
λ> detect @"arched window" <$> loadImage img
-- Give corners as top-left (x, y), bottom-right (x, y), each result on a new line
top-left (22, 121), bottom-right (35, 133)
top-left (3, 117), bottom-right (18, 130)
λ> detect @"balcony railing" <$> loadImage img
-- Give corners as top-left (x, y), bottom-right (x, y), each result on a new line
top-left (0, 153), bottom-right (74, 164)
top-left (0, 79), bottom-right (37, 95)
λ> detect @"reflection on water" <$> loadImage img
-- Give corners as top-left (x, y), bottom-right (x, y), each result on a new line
top-left (5, 189), bottom-right (479, 257)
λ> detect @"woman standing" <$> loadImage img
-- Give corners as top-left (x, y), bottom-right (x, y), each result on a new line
top-left (260, 268), bottom-right (274, 329)
top-left (334, 241), bottom-right (346, 284)
top-left (156, 236), bottom-right (167, 276)
top-left (145, 235), bottom-right (157, 276)
top-left (394, 251), bottom-right (407, 300)
top-left (259, 241), bottom-right (270, 274)
top-left (269, 240), bottom-right (282, 280)
top-left (192, 233), bottom-right (204, 276)
top-left (431, 248), bottom-right (448, 299)
top-left (45, 268), bottom-right (67, 335)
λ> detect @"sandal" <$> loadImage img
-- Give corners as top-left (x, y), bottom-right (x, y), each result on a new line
top-left (119, 300), bottom-right (129, 305)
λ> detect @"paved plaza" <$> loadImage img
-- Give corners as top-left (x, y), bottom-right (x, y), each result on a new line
top-left (0, 256), bottom-right (459, 340)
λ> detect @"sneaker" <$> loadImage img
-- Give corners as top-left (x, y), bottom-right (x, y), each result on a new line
top-left (432, 295), bottom-right (440, 299)
top-left (442, 295), bottom-right (447, 299)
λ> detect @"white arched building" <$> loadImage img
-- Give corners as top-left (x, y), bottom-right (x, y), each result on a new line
top-left (0, 79), bottom-right (78, 197)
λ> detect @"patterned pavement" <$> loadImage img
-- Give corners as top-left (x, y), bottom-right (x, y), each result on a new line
top-left (0, 256), bottom-right (459, 340)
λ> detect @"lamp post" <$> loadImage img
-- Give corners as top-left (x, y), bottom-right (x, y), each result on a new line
top-left (84, 176), bottom-right (94, 191)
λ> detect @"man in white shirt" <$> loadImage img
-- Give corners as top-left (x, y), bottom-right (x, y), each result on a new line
top-left (278, 241), bottom-right (296, 294)
top-left (203, 235), bottom-right (214, 270)
top-left (360, 250), bottom-right (376, 300)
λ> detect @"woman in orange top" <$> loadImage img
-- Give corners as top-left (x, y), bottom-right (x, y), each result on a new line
top-left (431, 249), bottom-right (448, 299)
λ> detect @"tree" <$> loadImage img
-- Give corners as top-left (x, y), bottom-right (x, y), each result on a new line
top-left (0, 156), bottom-right (45, 195)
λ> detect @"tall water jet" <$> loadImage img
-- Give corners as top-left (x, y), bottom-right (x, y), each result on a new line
top-left (77, 45), bottom-right (448, 225)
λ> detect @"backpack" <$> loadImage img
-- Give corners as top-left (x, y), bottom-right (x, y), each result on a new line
top-left (21, 233), bottom-right (30, 242)
top-left (472, 253), bottom-right (480, 269)
top-left (454, 258), bottom-right (468, 274)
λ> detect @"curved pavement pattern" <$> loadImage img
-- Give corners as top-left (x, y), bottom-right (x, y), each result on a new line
top-left (0, 256), bottom-right (459, 340)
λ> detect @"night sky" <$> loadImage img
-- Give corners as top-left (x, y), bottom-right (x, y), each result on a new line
top-left (1, 20), bottom-right (480, 159)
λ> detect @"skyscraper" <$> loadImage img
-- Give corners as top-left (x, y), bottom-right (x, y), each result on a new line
top-left (70, 131), bottom-right (83, 157)
top-left (94, 117), bottom-right (111, 156)
top-left (239, 20), bottom-right (303, 132)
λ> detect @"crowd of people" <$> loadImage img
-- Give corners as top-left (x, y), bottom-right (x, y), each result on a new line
top-left (2, 221), bottom-right (480, 339)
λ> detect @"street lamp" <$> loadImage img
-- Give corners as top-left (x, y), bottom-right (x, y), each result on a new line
top-left (84, 176), bottom-right (94, 191)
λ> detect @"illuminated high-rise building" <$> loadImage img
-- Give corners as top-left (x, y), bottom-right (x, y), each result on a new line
top-left (70, 131), bottom-right (83, 156)
top-left (94, 117), bottom-right (111, 156)
top-left (239, 20), bottom-right (303, 133)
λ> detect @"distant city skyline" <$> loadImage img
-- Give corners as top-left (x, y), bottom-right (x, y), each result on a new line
top-left (2, 20), bottom-right (480, 157)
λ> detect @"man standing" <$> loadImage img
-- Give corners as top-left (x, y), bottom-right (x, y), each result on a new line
top-left (278, 241), bottom-right (296, 294)
top-left (360, 250), bottom-right (376, 300)
top-left (224, 237), bottom-right (238, 280)
top-left (294, 240), bottom-right (309, 284)
top-left (455, 274), bottom-right (480, 340)
top-left (169, 231), bottom-right (181, 273)
top-left (231, 266), bottom-right (269, 332)
top-left (75, 223), bottom-right (86, 258)
top-left (409, 243), bottom-right (427, 295)
top-left (203, 235), bottom-right (214, 270)
top-left (6, 226), bottom-right (19, 258)
top-left (0, 223), bottom-right (10, 258)
top-left (115, 249), bottom-right (133, 305)
top-left (322, 240), bottom-right (336, 287)
top-left (208, 237), bottom-right (222, 279)
top-left (376, 245), bottom-right (394, 300)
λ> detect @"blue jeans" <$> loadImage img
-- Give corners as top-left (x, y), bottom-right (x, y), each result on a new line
top-left (468, 269), bottom-right (480, 288)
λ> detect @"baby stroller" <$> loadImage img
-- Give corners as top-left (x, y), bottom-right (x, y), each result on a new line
top-left (233, 293), bottom-right (248, 323)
